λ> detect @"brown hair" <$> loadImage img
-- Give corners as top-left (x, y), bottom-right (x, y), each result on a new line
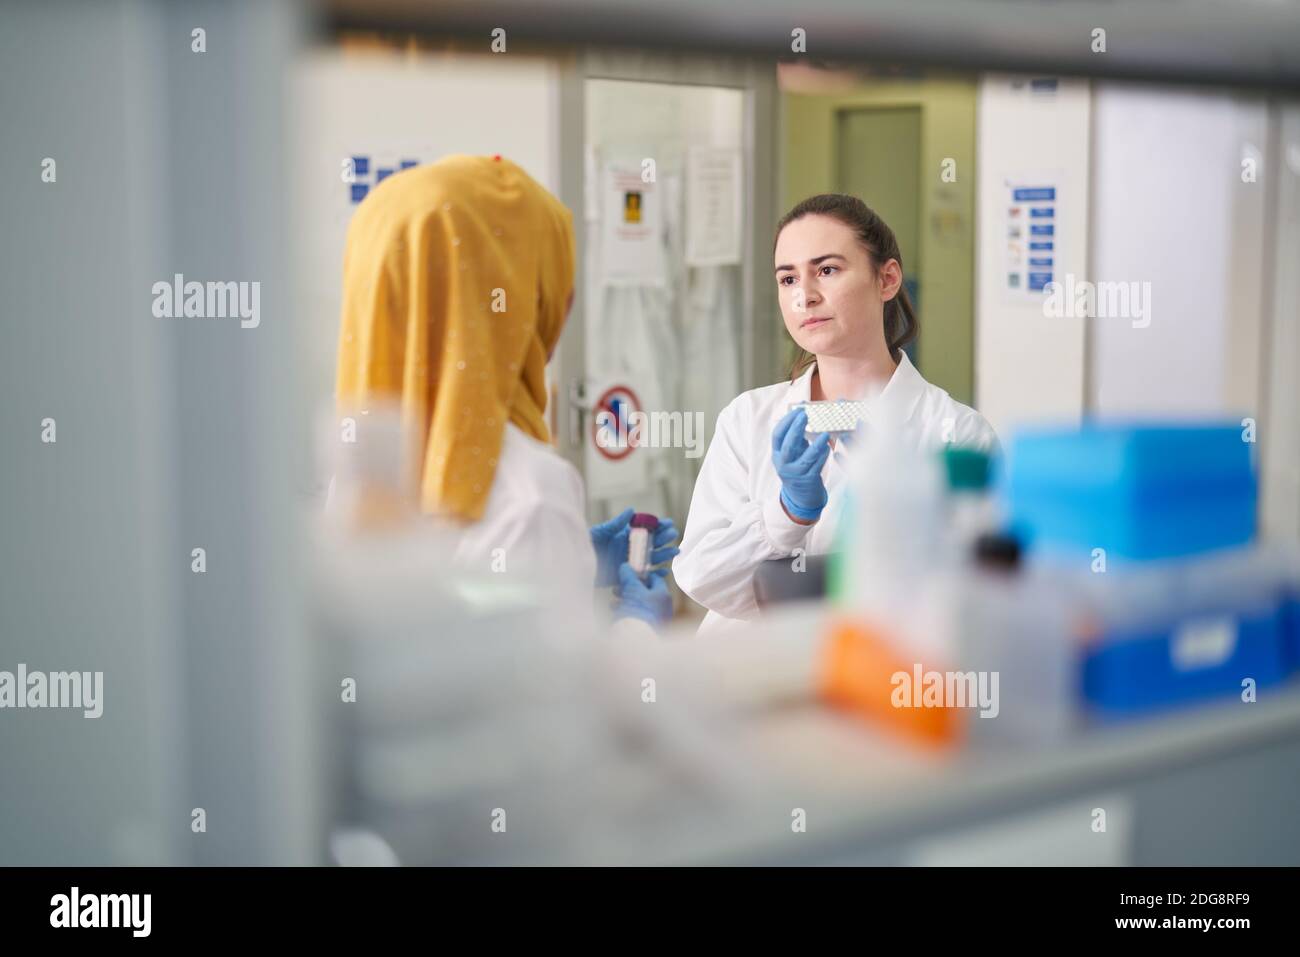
top-left (774, 193), bottom-right (918, 380)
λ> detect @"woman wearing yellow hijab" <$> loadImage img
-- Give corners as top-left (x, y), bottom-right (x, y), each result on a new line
top-left (335, 154), bottom-right (676, 627)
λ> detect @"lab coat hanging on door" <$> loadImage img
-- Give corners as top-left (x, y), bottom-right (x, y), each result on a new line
top-left (584, 160), bottom-right (678, 504)
top-left (679, 147), bottom-right (743, 467)
top-left (680, 267), bottom-right (740, 466)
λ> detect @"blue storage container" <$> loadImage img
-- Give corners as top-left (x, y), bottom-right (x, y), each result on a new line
top-left (1083, 609), bottom-right (1289, 716)
top-left (1284, 595), bottom-right (1300, 673)
top-left (1006, 422), bottom-right (1256, 562)
top-left (1243, 542), bottom-right (1300, 675)
top-left (1074, 546), bottom-right (1291, 716)
top-left (1280, 545), bottom-right (1300, 673)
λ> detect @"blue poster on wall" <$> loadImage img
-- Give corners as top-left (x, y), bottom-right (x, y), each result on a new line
top-left (1004, 180), bottom-right (1058, 295)
top-left (344, 154), bottom-right (421, 205)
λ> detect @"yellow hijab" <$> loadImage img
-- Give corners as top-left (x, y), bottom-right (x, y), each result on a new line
top-left (336, 155), bottom-right (575, 522)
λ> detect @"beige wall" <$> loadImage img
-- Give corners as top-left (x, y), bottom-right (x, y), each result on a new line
top-left (780, 75), bottom-right (978, 403)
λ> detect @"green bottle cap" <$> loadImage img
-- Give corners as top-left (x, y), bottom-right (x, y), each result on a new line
top-left (942, 446), bottom-right (991, 491)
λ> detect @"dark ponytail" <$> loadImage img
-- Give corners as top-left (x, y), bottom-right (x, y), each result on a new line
top-left (774, 193), bottom-right (918, 380)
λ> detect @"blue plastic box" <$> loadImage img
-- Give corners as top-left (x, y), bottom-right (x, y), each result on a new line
top-left (1006, 423), bottom-right (1256, 562)
top-left (1283, 594), bottom-right (1300, 673)
top-left (1072, 546), bottom-right (1293, 716)
top-left (1083, 608), bottom-right (1289, 716)
top-left (1275, 545), bottom-right (1300, 673)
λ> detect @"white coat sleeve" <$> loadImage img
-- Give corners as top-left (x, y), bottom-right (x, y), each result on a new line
top-left (953, 409), bottom-right (1002, 458)
top-left (672, 399), bottom-right (813, 621)
top-left (500, 460), bottom-right (598, 591)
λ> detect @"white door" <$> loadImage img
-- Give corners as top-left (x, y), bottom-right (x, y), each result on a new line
top-left (553, 51), bottom-right (779, 528)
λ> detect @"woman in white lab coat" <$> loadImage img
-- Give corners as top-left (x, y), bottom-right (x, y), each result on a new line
top-left (335, 154), bottom-right (677, 628)
top-left (673, 193), bottom-right (998, 635)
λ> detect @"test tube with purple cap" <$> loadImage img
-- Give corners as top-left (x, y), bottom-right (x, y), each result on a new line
top-left (628, 513), bottom-right (660, 579)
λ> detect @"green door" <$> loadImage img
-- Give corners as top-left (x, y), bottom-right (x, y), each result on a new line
top-left (836, 106), bottom-right (923, 364)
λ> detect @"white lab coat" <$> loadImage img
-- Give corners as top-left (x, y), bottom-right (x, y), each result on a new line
top-left (672, 353), bottom-right (999, 636)
top-left (325, 422), bottom-right (653, 636)
top-left (451, 424), bottom-right (658, 638)
top-left (452, 423), bottom-right (596, 584)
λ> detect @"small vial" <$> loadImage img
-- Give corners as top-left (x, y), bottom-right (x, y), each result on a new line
top-left (628, 513), bottom-right (660, 578)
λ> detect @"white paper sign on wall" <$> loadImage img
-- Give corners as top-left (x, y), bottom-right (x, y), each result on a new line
top-left (685, 147), bottom-right (742, 267)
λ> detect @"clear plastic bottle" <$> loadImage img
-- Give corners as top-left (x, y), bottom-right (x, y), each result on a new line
top-left (828, 435), bottom-right (1076, 747)
top-left (941, 445), bottom-right (999, 555)
top-left (319, 400), bottom-right (418, 535)
top-left (956, 534), bottom-right (1078, 746)
top-left (829, 430), bottom-right (948, 660)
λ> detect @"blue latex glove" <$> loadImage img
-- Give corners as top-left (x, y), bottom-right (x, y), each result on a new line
top-left (771, 407), bottom-right (833, 522)
top-left (614, 563), bottom-right (673, 628)
top-left (591, 509), bottom-right (681, 587)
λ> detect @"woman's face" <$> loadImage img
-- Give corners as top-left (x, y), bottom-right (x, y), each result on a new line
top-left (774, 214), bottom-right (901, 360)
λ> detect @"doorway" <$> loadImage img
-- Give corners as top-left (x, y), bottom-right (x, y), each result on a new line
top-left (837, 106), bottom-right (923, 365)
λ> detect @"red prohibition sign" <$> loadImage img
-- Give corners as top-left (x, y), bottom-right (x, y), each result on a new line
top-left (591, 384), bottom-right (642, 461)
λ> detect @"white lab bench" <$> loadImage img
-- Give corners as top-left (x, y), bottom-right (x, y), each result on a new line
top-left (602, 608), bottom-right (1300, 866)
top-left (329, 578), bottom-right (1300, 866)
